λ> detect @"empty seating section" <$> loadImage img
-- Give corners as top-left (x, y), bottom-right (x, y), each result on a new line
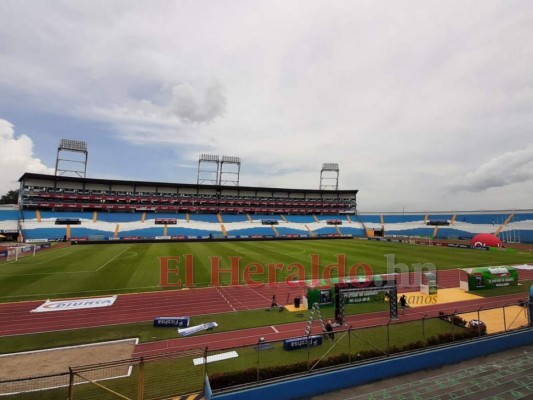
top-left (357, 215), bottom-right (382, 223)
top-left (225, 227), bottom-right (280, 237)
top-left (381, 214), bottom-right (423, 223)
top-left (189, 214), bottom-right (220, 223)
top-left (6, 207), bottom-right (533, 243)
top-left (11, 173), bottom-right (533, 242)
top-left (455, 213), bottom-right (509, 224)
top-left (275, 227), bottom-right (308, 236)
top-left (220, 214), bottom-right (249, 223)
top-left (0, 210), bottom-right (19, 220)
top-left (21, 186), bottom-right (354, 216)
top-left (285, 215), bottom-right (316, 223)
top-left (314, 227), bottom-right (341, 235)
top-left (97, 213), bottom-right (142, 222)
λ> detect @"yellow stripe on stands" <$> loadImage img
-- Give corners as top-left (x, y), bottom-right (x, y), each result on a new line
top-left (217, 213), bottom-right (223, 224)
top-left (432, 225), bottom-right (439, 238)
top-left (66, 225), bottom-right (71, 240)
top-left (272, 225), bottom-right (280, 237)
top-left (495, 212), bottom-right (514, 235)
top-left (36, 209), bottom-right (41, 223)
top-left (305, 224), bottom-right (315, 237)
top-left (163, 224), bottom-right (168, 236)
top-left (346, 215), bottom-right (352, 223)
top-left (220, 224), bottom-right (227, 237)
top-left (335, 225), bottom-right (342, 235)
top-left (141, 212), bottom-right (146, 223)
top-left (281, 215), bottom-right (288, 222)
top-left (114, 224), bottom-right (120, 238)
top-left (424, 213), bottom-right (428, 224)
top-left (93, 211), bottom-right (98, 222)
top-left (451, 213), bottom-right (457, 225)
top-left (380, 213), bottom-right (384, 225)
top-left (186, 213), bottom-right (190, 223)
top-left (313, 215), bottom-right (319, 223)
top-left (247, 214), bottom-right (253, 223)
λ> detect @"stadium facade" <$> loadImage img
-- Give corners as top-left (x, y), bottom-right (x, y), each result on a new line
top-left (0, 172), bottom-right (531, 243)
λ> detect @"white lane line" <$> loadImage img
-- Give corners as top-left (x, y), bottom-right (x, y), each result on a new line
top-left (216, 287), bottom-right (237, 311)
top-left (271, 325), bottom-right (279, 333)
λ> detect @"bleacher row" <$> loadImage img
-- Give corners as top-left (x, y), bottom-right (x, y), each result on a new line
top-left (22, 188), bottom-right (351, 215)
top-left (1, 210), bottom-right (533, 243)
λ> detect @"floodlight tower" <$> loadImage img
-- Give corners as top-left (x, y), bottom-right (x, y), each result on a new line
top-left (320, 163), bottom-right (340, 190)
top-left (219, 156), bottom-right (241, 186)
top-left (54, 139), bottom-right (88, 178)
top-left (197, 154), bottom-right (220, 185)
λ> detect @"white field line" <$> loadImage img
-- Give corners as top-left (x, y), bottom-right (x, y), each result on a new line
top-left (95, 246), bottom-right (132, 272)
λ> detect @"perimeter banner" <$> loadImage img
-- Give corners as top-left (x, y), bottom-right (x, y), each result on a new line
top-left (31, 295), bottom-right (117, 313)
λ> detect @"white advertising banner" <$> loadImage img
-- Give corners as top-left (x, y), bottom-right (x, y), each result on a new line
top-left (178, 322), bottom-right (218, 336)
top-left (31, 295), bottom-right (117, 313)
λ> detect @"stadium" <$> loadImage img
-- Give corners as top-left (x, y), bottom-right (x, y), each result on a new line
top-left (1, 141), bottom-right (533, 400)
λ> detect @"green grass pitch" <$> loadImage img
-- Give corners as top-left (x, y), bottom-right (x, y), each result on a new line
top-left (0, 239), bottom-right (531, 302)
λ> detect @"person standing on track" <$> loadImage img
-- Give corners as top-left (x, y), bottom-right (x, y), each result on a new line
top-left (399, 294), bottom-right (408, 314)
top-left (271, 294), bottom-right (278, 308)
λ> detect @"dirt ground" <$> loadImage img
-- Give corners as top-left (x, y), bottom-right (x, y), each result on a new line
top-left (0, 339), bottom-right (137, 394)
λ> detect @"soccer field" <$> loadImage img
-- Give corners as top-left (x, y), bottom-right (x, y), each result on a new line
top-left (0, 239), bottom-right (531, 302)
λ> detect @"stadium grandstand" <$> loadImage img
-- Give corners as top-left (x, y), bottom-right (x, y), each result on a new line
top-left (0, 172), bottom-right (531, 244)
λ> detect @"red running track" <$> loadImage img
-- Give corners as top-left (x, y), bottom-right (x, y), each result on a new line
top-left (0, 268), bottom-right (529, 339)
top-left (132, 292), bottom-right (528, 357)
top-left (0, 283), bottom-right (304, 336)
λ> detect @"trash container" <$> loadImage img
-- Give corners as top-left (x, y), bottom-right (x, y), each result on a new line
top-left (294, 297), bottom-right (301, 308)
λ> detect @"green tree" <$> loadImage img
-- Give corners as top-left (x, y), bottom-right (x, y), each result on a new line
top-left (0, 189), bottom-right (19, 204)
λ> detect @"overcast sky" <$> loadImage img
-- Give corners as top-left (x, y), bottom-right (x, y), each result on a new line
top-left (1, 0), bottom-right (532, 211)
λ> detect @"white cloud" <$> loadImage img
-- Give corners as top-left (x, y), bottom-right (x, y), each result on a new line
top-left (451, 144), bottom-right (533, 192)
top-left (0, 1), bottom-right (532, 210)
top-left (0, 119), bottom-right (54, 196)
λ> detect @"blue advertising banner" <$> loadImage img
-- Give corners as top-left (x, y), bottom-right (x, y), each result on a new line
top-left (153, 316), bottom-right (190, 328)
top-left (283, 335), bottom-right (323, 351)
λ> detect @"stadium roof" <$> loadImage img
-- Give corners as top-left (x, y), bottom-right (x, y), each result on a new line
top-left (19, 173), bottom-right (358, 195)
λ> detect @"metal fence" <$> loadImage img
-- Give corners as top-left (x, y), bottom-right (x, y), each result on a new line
top-left (0, 301), bottom-right (529, 399)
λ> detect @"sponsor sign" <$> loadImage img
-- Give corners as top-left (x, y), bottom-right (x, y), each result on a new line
top-left (283, 335), bottom-right (323, 351)
top-left (32, 295), bottom-right (117, 313)
top-left (122, 236), bottom-right (141, 240)
top-left (463, 266), bottom-right (518, 290)
top-left (153, 316), bottom-right (190, 328)
top-left (155, 236), bottom-right (171, 240)
top-left (340, 288), bottom-right (383, 304)
top-left (25, 238), bottom-right (49, 243)
top-left (178, 321), bottom-right (218, 336)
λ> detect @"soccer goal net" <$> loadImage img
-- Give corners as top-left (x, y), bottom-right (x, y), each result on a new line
top-left (6, 244), bottom-right (36, 262)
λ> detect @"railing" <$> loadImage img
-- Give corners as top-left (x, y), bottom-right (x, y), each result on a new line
top-left (0, 301), bottom-right (528, 399)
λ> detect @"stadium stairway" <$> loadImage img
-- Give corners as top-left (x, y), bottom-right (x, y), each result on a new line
top-left (220, 224), bottom-right (228, 238)
top-left (495, 212), bottom-right (515, 235)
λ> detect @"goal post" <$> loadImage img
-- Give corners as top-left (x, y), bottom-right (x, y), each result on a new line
top-left (6, 244), bottom-right (36, 262)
